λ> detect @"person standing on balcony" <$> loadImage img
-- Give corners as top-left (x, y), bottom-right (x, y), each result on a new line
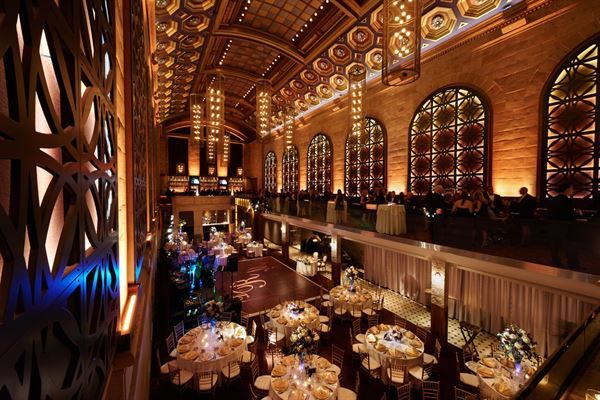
top-left (547, 183), bottom-right (580, 269)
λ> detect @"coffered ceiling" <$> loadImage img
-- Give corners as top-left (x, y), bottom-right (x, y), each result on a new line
top-left (154, 0), bottom-right (518, 141)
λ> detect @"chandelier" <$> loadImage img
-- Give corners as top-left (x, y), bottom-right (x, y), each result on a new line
top-left (382, 0), bottom-right (422, 85)
top-left (190, 94), bottom-right (203, 141)
top-left (206, 74), bottom-right (224, 164)
top-left (256, 79), bottom-right (272, 139)
top-left (284, 105), bottom-right (295, 149)
top-left (348, 64), bottom-right (366, 139)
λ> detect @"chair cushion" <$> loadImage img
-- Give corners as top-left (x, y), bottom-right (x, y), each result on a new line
top-left (334, 308), bottom-right (346, 315)
top-left (172, 369), bottom-right (194, 386)
top-left (197, 373), bottom-right (218, 390)
top-left (322, 294), bottom-right (330, 300)
top-left (319, 315), bottom-right (330, 323)
top-left (361, 357), bottom-right (381, 371)
top-left (337, 387), bottom-right (357, 400)
top-left (361, 308), bottom-right (375, 316)
top-left (349, 310), bottom-right (362, 318)
top-left (321, 301), bottom-right (332, 308)
top-left (160, 360), bottom-right (177, 374)
top-left (352, 343), bottom-right (367, 354)
top-left (423, 353), bottom-right (438, 365)
top-left (460, 372), bottom-right (479, 387)
top-left (246, 335), bottom-right (255, 344)
top-left (169, 348), bottom-right (178, 358)
top-left (355, 333), bottom-right (365, 343)
top-left (319, 324), bottom-right (330, 333)
top-left (255, 375), bottom-right (271, 391)
top-left (241, 350), bottom-right (256, 364)
top-left (408, 366), bottom-right (429, 381)
top-left (221, 364), bottom-right (241, 379)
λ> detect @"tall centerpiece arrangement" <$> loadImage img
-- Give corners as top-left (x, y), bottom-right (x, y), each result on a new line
top-left (289, 323), bottom-right (318, 359)
top-left (203, 299), bottom-right (224, 327)
top-left (497, 323), bottom-right (538, 378)
top-left (344, 266), bottom-right (359, 291)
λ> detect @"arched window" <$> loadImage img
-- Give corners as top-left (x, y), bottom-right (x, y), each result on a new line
top-left (542, 36), bottom-right (599, 199)
top-left (409, 86), bottom-right (490, 194)
top-left (282, 146), bottom-right (299, 193)
top-left (307, 133), bottom-right (332, 194)
top-left (264, 151), bottom-right (277, 192)
top-left (345, 117), bottom-right (386, 196)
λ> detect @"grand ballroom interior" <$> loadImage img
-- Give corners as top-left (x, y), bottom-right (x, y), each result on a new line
top-left (0, 0), bottom-right (600, 399)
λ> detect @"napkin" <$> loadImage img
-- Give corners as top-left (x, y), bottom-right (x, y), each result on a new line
top-left (218, 345), bottom-right (232, 356)
top-left (179, 336), bottom-right (193, 345)
top-left (321, 371), bottom-right (337, 384)
top-left (477, 366), bottom-right (495, 378)
top-left (271, 311), bottom-right (281, 318)
top-left (375, 342), bottom-right (388, 352)
top-left (378, 323), bottom-right (390, 331)
top-left (277, 317), bottom-right (288, 325)
top-left (288, 389), bottom-right (305, 400)
top-left (410, 339), bottom-right (423, 349)
top-left (312, 386), bottom-right (332, 400)
top-left (181, 350), bottom-right (198, 361)
top-left (404, 331), bottom-right (415, 340)
top-left (388, 348), bottom-right (405, 358)
top-left (281, 355), bottom-right (297, 367)
top-left (405, 346), bottom-right (420, 357)
top-left (198, 352), bottom-right (215, 361)
top-left (495, 381), bottom-right (514, 396)
top-left (230, 338), bottom-right (244, 347)
top-left (366, 333), bottom-right (377, 343)
top-left (272, 365), bottom-right (287, 377)
top-left (482, 357), bottom-right (497, 368)
top-left (177, 344), bottom-right (190, 354)
top-left (370, 326), bottom-right (381, 335)
top-left (234, 327), bottom-right (246, 338)
top-left (316, 358), bottom-right (331, 369)
top-left (272, 378), bottom-right (289, 393)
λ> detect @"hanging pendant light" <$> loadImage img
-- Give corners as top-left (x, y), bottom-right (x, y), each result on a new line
top-left (348, 64), bottom-right (366, 140)
top-left (190, 93), bottom-right (204, 141)
top-left (206, 74), bottom-right (224, 164)
top-left (382, 0), bottom-right (422, 85)
top-left (256, 79), bottom-right (272, 139)
top-left (284, 104), bottom-right (295, 149)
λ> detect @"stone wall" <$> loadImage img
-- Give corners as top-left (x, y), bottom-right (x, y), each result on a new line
top-left (247, 0), bottom-right (600, 197)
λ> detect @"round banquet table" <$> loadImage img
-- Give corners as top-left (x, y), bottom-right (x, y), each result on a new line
top-left (176, 321), bottom-right (247, 373)
top-left (329, 284), bottom-right (373, 314)
top-left (269, 354), bottom-right (340, 400)
top-left (375, 204), bottom-right (407, 235)
top-left (247, 243), bottom-right (263, 257)
top-left (365, 324), bottom-right (424, 381)
top-left (269, 301), bottom-right (320, 337)
top-left (296, 258), bottom-right (318, 277)
top-left (466, 357), bottom-right (533, 400)
top-left (178, 248), bottom-right (197, 264)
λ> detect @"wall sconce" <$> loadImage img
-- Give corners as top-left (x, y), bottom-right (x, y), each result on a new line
top-left (120, 285), bottom-right (140, 335)
top-left (176, 163), bottom-right (185, 174)
top-left (237, 167), bottom-right (243, 177)
top-left (208, 166), bottom-right (216, 176)
top-left (430, 260), bottom-right (446, 307)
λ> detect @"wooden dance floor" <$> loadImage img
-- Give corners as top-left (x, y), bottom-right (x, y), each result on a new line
top-left (216, 257), bottom-right (322, 314)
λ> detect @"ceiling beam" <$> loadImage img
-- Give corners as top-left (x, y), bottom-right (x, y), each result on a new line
top-left (161, 112), bottom-right (255, 142)
top-left (204, 66), bottom-right (262, 84)
top-left (212, 26), bottom-right (306, 64)
top-left (329, 0), bottom-right (361, 18)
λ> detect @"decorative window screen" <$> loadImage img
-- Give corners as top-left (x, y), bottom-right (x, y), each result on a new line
top-left (264, 151), bottom-right (277, 192)
top-left (307, 134), bottom-right (332, 194)
top-left (345, 117), bottom-right (386, 196)
top-left (282, 146), bottom-right (299, 193)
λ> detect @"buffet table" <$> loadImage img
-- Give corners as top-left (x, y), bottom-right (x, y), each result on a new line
top-left (269, 301), bottom-right (320, 337)
top-left (375, 204), bottom-right (407, 235)
top-left (176, 321), bottom-right (247, 373)
top-left (365, 323), bottom-right (424, 380)
top-left (296, 257), bottom-right (318, 277)
top-left (269, 354), bottom-right (340, 400)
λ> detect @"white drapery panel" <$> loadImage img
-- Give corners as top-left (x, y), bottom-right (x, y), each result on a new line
top-left (364, 246), bottom-right (431, 305)
top-left (448, 266), bottom-right (596, 356)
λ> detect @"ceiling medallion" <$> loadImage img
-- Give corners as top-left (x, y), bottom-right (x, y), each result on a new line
top-left (156, 0), bottom-right (168, 9)
top-left (430, 14), bottom-right (445, 29)
top-left (156, 22), bottom-right (168, 33)
top-left (335, 48), bottom-right (346, 57)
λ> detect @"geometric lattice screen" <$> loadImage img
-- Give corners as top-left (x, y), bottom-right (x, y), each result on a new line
top-left (409, 86), bottom-right (489, 195)
top-left (345, 117), bottom-right (386, 196)
top-left (0, 0), bottom-right (119, 397)
top-left (264, 151), bottom-right (277, 192)
top-left (282, 146), bottom-right (299, 193)
top-left (542, 37), bottom-right (599, 199)
top-left (307, 133), bottom-right (332, 194)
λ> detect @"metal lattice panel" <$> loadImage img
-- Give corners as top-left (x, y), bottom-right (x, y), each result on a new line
top-left (307, 133), bottom-right (332, 194)
top-left (409, 86), bottom-right (489, 195)
top-left (264, 151), bottom-right (277, 192)
top-left (345, 117), bottom-right (386, 196)
top-left (282, 146), bottom-right (299, 193)
top-left (0, 0), bottom-right (119, 397)
top-left (542, 38), bottom-right (599, 199)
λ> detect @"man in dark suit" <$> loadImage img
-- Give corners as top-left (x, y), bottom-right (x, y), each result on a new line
top-left (485, 186), bottom-right (503, 216)
top-left (511, 187), bottom-right (537, 245)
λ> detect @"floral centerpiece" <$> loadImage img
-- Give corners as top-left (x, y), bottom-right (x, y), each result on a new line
top-left (203, 299), bottom-right (224, 321)
top-left (344, 266), bottom-right (360, 291)
top-left (296, 256), bottom-right (313, 265)
top-left (497, 323), bottom-right (538, 370)
top-left (384, 326), bottom-right (403, 342)
top-left (286, 302), bottom-right (305, 315)
top-left (289, 323), bottom-right (318, 356)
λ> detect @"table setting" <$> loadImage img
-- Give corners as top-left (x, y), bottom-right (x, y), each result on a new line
top-left (329, 283), bottom-right (373, 314)
top-left (176, 320), bottom-right (247, 373)
top-left (365, 323), bottom-right (425, 373)
top-left (269, 354), bottom-right (340, 400)
top-left (269, 301), bottom-right (320, 336)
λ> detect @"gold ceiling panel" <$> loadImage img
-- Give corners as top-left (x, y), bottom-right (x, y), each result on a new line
top-left (365, 48), bottom-right (383, 71)
top-left (422, 6), bottom-right (458, 41)
top-left (316, 83), bottom-right (334, 99)
top-left (184, 0), bottom-right (217, 12)
top-left (347, 26), bottom-right (375, 52)
top-left (457, 0), bottom-right (502, 18)
top-left (329, 43), bottom-right (353, 65)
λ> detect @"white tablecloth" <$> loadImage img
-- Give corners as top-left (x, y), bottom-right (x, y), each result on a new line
top-left (176, 322), bottom-right (247, 373)
top-left (365, 324), bottom-right (424, 382)
top-left (247, 243), bottom-right (263, 257)
top-left (326, 201), bottom-right (347, 224)
top-left (214, 255), bottom-right (228, 268)
top-left (467, 359), bottom-right (526, 400)
top-left (268, 301), bottom-right (320, 337)
top-left (269, 355), bottom-right (339, 400)
top-left (329, 285), bottom-right (373, 313)
top-left (296, 258), bottom-right (318, 277)
top-left (375, 204), bottom-right (407, 235)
